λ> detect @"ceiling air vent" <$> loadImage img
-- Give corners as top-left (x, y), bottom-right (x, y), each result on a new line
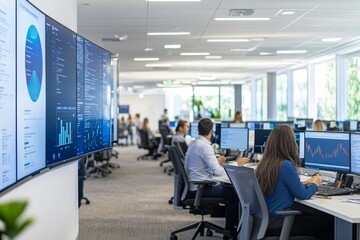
top-left (229, 9), bottom-right (254, 17)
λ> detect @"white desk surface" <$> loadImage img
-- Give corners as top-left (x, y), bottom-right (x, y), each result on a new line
top-left (296, 195), bottom-right (360, 223)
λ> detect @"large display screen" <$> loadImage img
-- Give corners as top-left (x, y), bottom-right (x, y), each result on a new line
top-left (0, 0), bottom-right (17, 190)
top-left (16, 0), bottom-right (46, 180)
top-left (45, 16), bottom-right (77, 165)
top-left (304, 131), bottom-right (350, 173)
top-left (76, 37), bottom-right (111, 155)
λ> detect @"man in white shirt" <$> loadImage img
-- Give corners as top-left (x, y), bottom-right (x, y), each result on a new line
top-left (185, 118), bottom-right (248, 239)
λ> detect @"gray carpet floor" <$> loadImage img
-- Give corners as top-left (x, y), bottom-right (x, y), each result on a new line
top-left (78, 145), bottom-right (226, 240)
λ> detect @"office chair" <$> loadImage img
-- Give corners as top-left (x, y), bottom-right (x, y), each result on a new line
top-left (167, 146), bottom-right (232, 240)
top-left (137, 129), bottom-right (156, 160)
top-left (89, 151), bottom-right (112, 178)
top-left (223, 165), bottom-right (316, 240)
top-left (78, 156), bottom-right (90, 207)
top-left (159, 126), bottom-right (173, 167)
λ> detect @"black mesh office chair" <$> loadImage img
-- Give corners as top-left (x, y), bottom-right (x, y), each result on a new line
top-left (167, 146), bottom-right (232, 240)
top-left (159, 126), bottom-right (173, 167)
top-left (223, 165), bottom-right (316, 240)
top-left (137, 129), bottom-right (156, 160)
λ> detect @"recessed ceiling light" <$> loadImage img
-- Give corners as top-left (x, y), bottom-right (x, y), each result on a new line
top-left (207, 39), bottom-right (249, 43)
top-left (259, 52), bottom-right (274, 56)
top-left (215, 17), bottom-right (270, 21)
top-left (230, 47), bottom-right (256, 52)
top-left (145, 63), bottom-right (172, 67)
top-left (134, 57), bottom-right (159, 61)
top-left (164, 44), bottom-right (181, 49)
top-left (280, 11), bottom-right (295, 15)
top-left (146, 0), bottom-right (201, 1)
top-left (144, 48), bottom-right (154, 51)
top-left (277, 50), bottom-right (307, 54)
top-left (250, 38), bottom-right (265, 41)
top-left (205, 56), bottom-right (222, 59)
top-left (180, 52), bottom-right (210, 56)
top-left (148, 32), bottom-right (190, 36)
top-left (321, 38), bottom-right (342, 42)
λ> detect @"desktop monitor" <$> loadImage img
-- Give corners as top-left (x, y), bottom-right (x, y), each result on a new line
top-left (46, 16), bottom-right (77, 166)
top-left (213, 123), bottom-right (221, 145)
top-left (294, 131), bottom-right (305, 159)
top-left (350, 120), bottom-right (358, 131)
top-left (220, 127), bottom-right (249, 150)
top-left (304, 131), bottom-right (350, 173)
top-left (254, 129), bottom-right (271, 154)
top-left (169, 121), bottom-right (176, 128)
top-left (16, 0), bottom-right (46, 180)
top-left (229, 123), bottom-right (246, 128)
top-left (190, 122), bottom-right (198, 138)
top-left (0, 0), bottom-right (16, 190)
top-left (351, 133), bottom-right (360, 175)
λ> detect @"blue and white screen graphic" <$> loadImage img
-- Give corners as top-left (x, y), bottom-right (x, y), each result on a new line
top-left (17, 0), bottom-right (46, 179)
top-left (0, 0), bottom-right (17, 190)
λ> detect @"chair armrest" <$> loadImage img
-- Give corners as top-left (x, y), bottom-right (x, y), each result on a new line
top-left (189, 181), bottom-right (217, 207)
top-left (274, 210), bottom-right (302, 240)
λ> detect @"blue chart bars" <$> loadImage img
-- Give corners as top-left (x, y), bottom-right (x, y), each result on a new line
top-left (304, 131), bottom-right (350, 172)
top-left (46, 16), bottom-right (77, 165)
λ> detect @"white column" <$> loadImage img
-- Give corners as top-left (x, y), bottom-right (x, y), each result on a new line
top-left (267, 72), bottom-right (277, 120)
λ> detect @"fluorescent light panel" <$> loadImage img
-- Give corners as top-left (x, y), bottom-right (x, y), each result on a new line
top-left (134, 57), bottom-right (159, 61)
top-left (207, 39), bottom-right (249, 43)
top-left (146, 0), bottom-right (200, 1)
top-left (215, 17), bottom-right (270, 21)
top-left (180, 52), bottom-right (210, 56)
top-left (205, 55), bottom-right (222, 59)
top-left (148, 32), bottom-right (190, 36)
top-left (321, 38), bottom-right (341, 42)
top-left (144, 48), bottom-right (154, 51)
top-left (276, 50), bottom-right (307, 54)
top-left (259, 52), bottom-right (274, 56)
top-left (145, 63), bottom-right (172, 67)
top-left (164, 44), bottom-right (181, 49)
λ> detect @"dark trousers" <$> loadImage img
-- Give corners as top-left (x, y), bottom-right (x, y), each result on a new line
top-left (190, 184), bottom-right (239, 231)
top-left (267, 202), bottom-right (334, 240)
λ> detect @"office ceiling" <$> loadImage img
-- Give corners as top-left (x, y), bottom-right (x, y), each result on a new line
top-left (77, 0), bottom-right (360, 89)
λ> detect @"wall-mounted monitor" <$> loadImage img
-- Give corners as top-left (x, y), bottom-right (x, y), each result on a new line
top-left (119, 105), bottom-right (129, 114)
top-left (76, 37), bottom-right (111, 155)
top-left (16, 0), bottom-right (46, 180)
top-left (304, 131), bottom-right (350, 173)
top-left (0, 0), bottom-right (17, 190)
top-left (45, 16), bottom-right (77, 166)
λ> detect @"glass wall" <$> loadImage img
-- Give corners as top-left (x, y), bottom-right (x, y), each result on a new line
top-left (164, 86), bottom-right (193, 121)
top-left (276, 74), bottom-right (287, 120)
top-left (220, 86), bottom-right (235, 120)
top-left (193, 86), bottom-right (220, 120)
top-left (346, 56), bottom-right (360, 119)
top-left (256, 78), bottom-right (267, 120)
top-left (241, 82), bottom-right (252, 121)
top-left (314, 61), bottom-right (336, 120)
top-left (292, 68), bottom-right (308, 117)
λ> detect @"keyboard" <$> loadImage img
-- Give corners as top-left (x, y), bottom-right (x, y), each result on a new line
top-left (317, 185), bottom-right (353, 196)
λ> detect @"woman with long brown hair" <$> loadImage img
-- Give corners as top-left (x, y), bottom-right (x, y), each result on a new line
top-left (256, 125), bottom-right (333, 239)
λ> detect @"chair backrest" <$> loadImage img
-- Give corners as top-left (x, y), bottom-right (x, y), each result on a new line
top-left (224, 165), bottom-right (269, 240)
top-left (166, 145), bottom-right (189, 206)
top-left (138, 129), bottom-right (149, 148)
top-left (173, 141), bottom-right (188, 160)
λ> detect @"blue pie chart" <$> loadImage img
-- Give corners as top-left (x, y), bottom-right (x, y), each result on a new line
top-left (25, 25), bottom-right (43, 102)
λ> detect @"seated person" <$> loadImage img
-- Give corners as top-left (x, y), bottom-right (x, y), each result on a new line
top-left (159, 118), bottom-right (174, 152)
top-left (256, 125), bottom-right (333, 239)
top-left (312, 119), bottom-right (325, 131)
top-left (141, 117), bottom-right (159, 157)
top-left (233, 111), bottom-right (244, 123)
top-left (185, 118), bottom-right (248, 239)
top-left (171, 120), bottom-right (189, 146)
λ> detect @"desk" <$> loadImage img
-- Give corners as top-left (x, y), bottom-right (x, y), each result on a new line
top-left (296, 195), bottom-right (360, 240)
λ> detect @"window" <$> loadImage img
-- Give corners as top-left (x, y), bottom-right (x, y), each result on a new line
top-left (220, 86), bottom-right (234, 120)
top-left (314, 61), bottom-right (336, 120)
top-left (292, 69), bottom-right (308, 117)
top-left (276, 74), bottom-right (287, 120)
top-left (256, 78), bottom-right (266, 120)
top-left (164, 86), bottom-right (193, 121)
top-left (346, 56), bottom-right (360, 119)
top-left (241, 83), bottom-right (251, 121)
top-left (193, 86), bottom-right (220, 120)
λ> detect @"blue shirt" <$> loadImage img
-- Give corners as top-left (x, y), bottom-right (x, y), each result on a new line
top-left (185, 135), bottom-right (226, 191)
top-left (264, 160), bottom-right (318, 219)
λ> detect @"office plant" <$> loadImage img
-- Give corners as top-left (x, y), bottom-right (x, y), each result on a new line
top-left (0, 201), bottom-right (34, 240)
